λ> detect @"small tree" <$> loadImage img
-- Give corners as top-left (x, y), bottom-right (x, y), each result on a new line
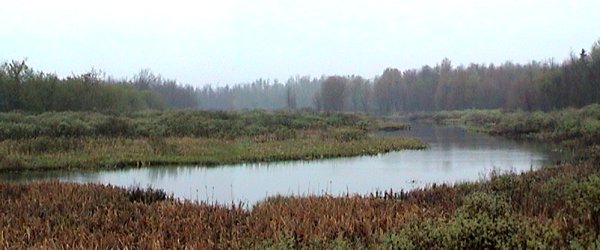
top-left (286, 86), bottom-right (297, 109)
top-left (320, 76), bottom-right (347, 111)
top-left (347, 76), bottom-right (371, 113)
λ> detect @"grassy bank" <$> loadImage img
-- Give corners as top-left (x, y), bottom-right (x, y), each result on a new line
top-left (2, 107), bottom-right (598, 248)
top-left (410, 104), bottom-right (600, 162)
top-left (0, 109), bottom-right (394, 139)
top-left (0, 133), bottom-right (424, 172)
top-left (0, 110), bottom-right (422, 172)
top-left (1, 161), bottom-right (598, 248)
top-left (409, 104), bottom-right (600, 142)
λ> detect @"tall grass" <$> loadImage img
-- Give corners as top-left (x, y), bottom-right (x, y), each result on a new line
top-left (412, 104), bottom-right (600, 141)
top-left (1, 107), bottom-right (599, 248)
top-left (0, 110), bottom-right (423, 171)
top-left (0, 110), bottom-right (374, 140)
top-left (0, 130), bottom-right (425, 172)
top-left (1, 161), bottom-right (598, 248)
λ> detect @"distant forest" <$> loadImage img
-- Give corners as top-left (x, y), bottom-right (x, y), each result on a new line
top-left (0, 64), bottom-right (197, 112)
top-left (1, 39), bottom-right (599, 113)
top-left (199, 39), bottom-right (600, 113)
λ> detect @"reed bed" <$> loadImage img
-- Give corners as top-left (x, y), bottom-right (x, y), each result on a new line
top-left (410, 104), bottom-right (600, 144)
top-left (2, 107), bottom-right (598, 248)
top-left (0, 110), bottom-right (421, 172)
top-left (410, 104), bottom-right (600, 162)
top-left (1, 161), bottom-right (598, 248)
top-left (0, 131), bottom-right (425, 172)
top-left (0, 110), bottom-right (377, 140)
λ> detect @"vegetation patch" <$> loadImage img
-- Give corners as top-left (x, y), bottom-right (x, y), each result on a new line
top-left (410, 104), bottom-right (600, 160)
top-left (1, 161), bottom-right (598, 248)
top-left (0, 134), bottom-right (425, 172)
top-left (1, 100), bottom-right (598, 248)
top-left (0, 110), bottom-right (425, 172)
top-left (377, 121), bottom-right (411, 132)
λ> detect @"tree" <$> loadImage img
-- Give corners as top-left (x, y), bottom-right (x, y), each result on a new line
top-left (374, 68), bottom-right (401, 113)
top-left (320, 76), bottom-right (347, 111)
top-left (433, 58), bottom-right (452, 110)
top-left (348, 76), bottom-right (368, 112)
top-left (132, 69), bottom-right (161, 90)
top-left (1, 60), bottom-right (32, 110)
top-left (286, 86), bottom-right (297, 109)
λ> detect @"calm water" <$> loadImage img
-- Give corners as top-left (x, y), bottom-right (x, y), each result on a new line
top-left (1, 124), bottom-right (565, 205)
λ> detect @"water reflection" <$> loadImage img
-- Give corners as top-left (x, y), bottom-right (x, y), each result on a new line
top-left (0, 124), bottom-right (565, 205)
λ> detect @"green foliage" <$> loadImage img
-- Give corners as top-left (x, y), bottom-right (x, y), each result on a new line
top-left (319, 76), bottom-right (347, 112)
top-left (421, 104), bottom-right (600, 146)
top-left (0, 133), bottom-right (425, 171)
top-left (432, 110), bottom-right (463, 124)
top-left (374, 68), bottom-right (402, 114)
top-left (126, 186), bottom-right (172, 204)
top-left (16, 136), bottom-right (82, 154)
top-left (0, 61), bottom-right (199, 113)
top-left (199, 39), bottom-right (600, 113)
top-left (384, 192), bottom-right (563, 249)
top-left (0, 110), bottom-right (425, 171)
top-left (458, 191), bottom-right (512, 218)
top-left (0, 110), bottom-right (372, 140)
top-left (377, 233), bottom-right (415, 249)
top-left (273, 127), bottom-right (297, 141)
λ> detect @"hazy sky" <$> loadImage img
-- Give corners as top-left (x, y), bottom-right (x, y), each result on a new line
top-left (2, 0), bottom-right (599, 86)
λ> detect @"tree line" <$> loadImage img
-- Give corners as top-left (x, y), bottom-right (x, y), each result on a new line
top-left (199, 39), bottom-right (600, 113)
top-left (3, 39), bottom-right (598, 113)
top-left (0, 62), bottom-right (198, 113)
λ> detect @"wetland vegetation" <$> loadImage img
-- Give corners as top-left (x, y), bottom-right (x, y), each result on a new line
top-left (0, 110), bottom-right (423, 172)
top-left (1, 106), bottom-right (599, 248)
top-left (1, 163), bottom-right (598, 248)
top-left (410, 103), bottom-right (600, 162)
top-left (1, 39), bottom-right (599, 248)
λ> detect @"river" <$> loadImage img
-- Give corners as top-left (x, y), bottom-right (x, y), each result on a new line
top-left (0, 124), bottom-right (565, 205)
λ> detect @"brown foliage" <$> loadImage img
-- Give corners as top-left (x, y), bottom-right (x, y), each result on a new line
top-left (1, 161), bottom-right (599, 248)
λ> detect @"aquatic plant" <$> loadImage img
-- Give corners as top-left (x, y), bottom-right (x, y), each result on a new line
top-left (1, 161), bottom-right (598, 248)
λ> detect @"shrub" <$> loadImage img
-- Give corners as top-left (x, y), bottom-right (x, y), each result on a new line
top-left (126, 186), bottom-right (171, 204)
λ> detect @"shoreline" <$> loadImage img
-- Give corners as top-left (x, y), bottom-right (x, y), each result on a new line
top-left (0, 134), bottom-right (426, 173)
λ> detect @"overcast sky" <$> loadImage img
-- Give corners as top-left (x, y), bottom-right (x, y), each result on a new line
top-left (1, 0), bottom-right (599, 86)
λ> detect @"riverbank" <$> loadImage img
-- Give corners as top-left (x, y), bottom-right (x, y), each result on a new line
top-left (0, 134), bottom-right (424, 172)
top-left (409, 104), bottom-right (600, 162)
top-left (0, 110), bottom-right (422, 172)
top-left (1, 162), bottom-right (598, 248)
top-left (1, 107), bottom-right (598, 248)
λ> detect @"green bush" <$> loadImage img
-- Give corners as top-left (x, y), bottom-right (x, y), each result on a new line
top-left (458, 191), bottom-right (511, 218)
top-left (126, 186), bottom-right (171, 204)
top-left (377, 232), bottom-right (415, 249)
top-left (392, 192), bottom-right (562, 249)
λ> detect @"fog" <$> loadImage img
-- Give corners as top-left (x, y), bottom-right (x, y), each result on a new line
top-left (2, 0), bottom-right (600, 86)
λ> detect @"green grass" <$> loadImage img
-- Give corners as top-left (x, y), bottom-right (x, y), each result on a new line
top-left (0, 110), bottom-right (425, 172)
top-left (0, 109), bottom-right (377, 139)
top-left (409, 104), bottom-right (600, 162)
top-left (0, 129), bottom-right (425, 172)
top-left (1, 107), bottom-right (599, 248)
